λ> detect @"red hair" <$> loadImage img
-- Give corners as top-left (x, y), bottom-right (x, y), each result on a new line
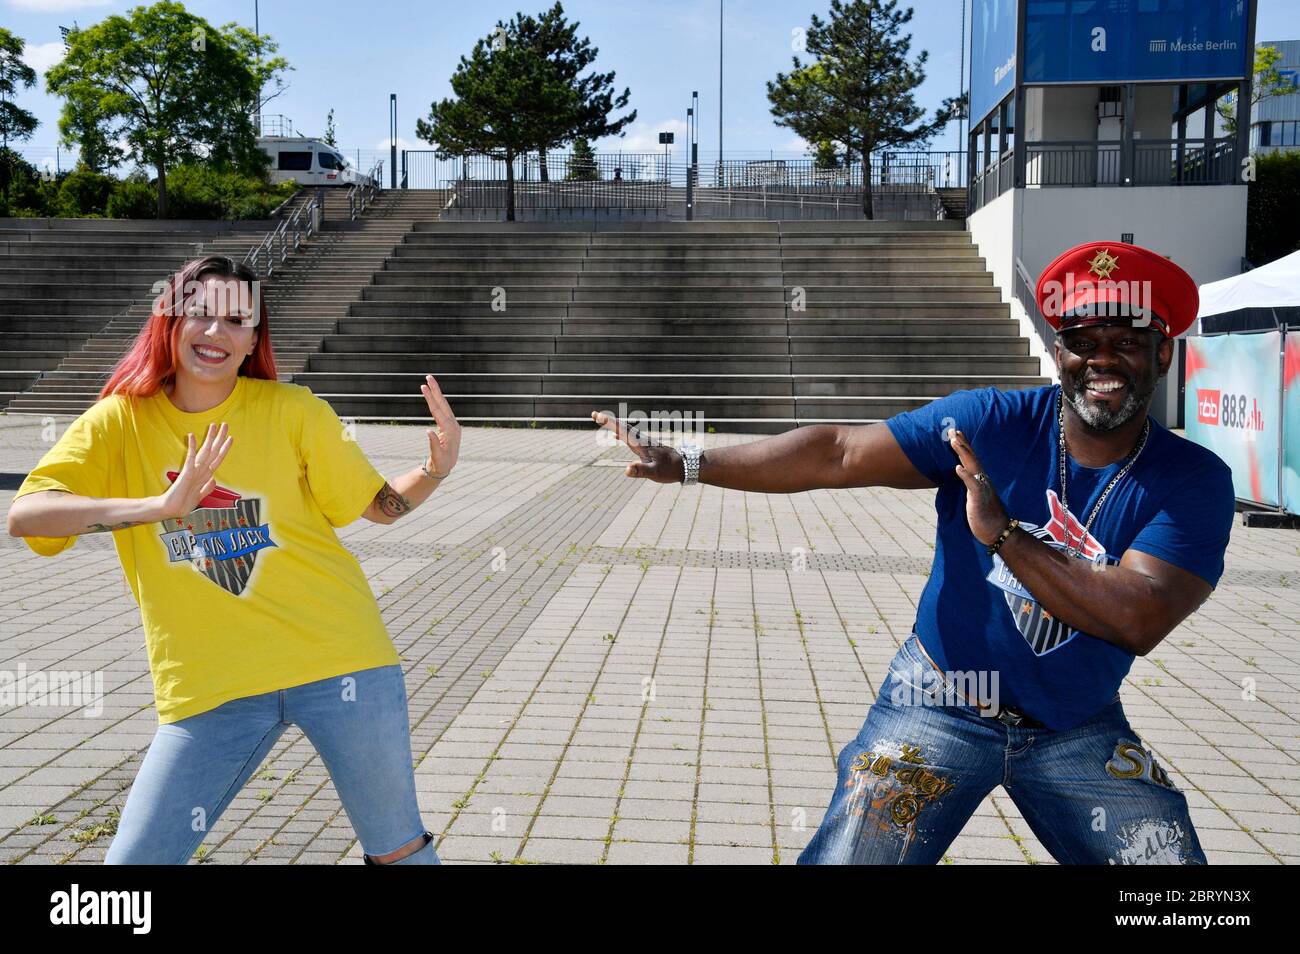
top-left (99, 255), bottom-right (278, 401)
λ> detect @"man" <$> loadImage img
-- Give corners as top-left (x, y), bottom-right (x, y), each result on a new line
top-left (592, 241), bottom-right (1235, 865)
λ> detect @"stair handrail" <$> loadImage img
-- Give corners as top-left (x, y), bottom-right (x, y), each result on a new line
top-left (347, 159), bottom-right (384, 219)
top-left (243, 191), bottom-right (321, 278)
top-left (1013, 257), bottom-right (1055, 353)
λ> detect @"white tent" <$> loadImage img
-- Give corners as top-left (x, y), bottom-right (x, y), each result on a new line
top-left (1198, 249), bottom-right (1300, 320)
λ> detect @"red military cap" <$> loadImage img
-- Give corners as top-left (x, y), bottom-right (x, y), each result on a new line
top-left (1035, 241), bottom-right (1199, 338)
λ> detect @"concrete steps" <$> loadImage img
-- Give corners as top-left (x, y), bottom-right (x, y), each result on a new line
top-left (288, 217), bottom-right (1044, 431)
top-left (0, 218), bottom-right (271, 411)
top-left (3, 190), bottom-right (443, 414)
top-left (5, 207), bottom-right (1039, 431)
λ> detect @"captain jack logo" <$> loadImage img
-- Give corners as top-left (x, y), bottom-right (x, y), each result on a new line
top-left (156, 475), bottom-right (275, 596)
top-left (985, 489), bottom-right (1114, 656)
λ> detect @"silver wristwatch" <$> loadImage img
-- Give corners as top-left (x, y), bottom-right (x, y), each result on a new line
top-left (679, 442), bottom-right (704, 485)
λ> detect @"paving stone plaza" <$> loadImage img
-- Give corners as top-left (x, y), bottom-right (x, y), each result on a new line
top-left (1, 415), bottom-right (1296, 865)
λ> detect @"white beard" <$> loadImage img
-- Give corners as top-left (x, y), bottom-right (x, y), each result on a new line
top-left (1064, 377), bottom-right (1155, 431)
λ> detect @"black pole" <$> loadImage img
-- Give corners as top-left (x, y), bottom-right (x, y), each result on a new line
top-left (958, 0), bottom-right (966, 175)
top-left (1236, 0), bottom-right (1258, 184)
top-left (389, 94), bottom-right (397, 190)
top-left (254, 0), bottom-right (260, 133)
top-left (693, 91), bottom-right (700, 218)
top-left (718, 0), bottom-right (724, 169)
top-left (685, 105), bottom-right (694, 221)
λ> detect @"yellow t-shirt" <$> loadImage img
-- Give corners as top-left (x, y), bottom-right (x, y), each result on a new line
top-left (14, 376), bottom-right (401, 724)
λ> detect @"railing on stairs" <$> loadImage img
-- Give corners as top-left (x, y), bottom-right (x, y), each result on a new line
top-left (347, 159), bottom-right (384, 219)
top-left (243, 192), bottom-right (322, 278)
top-left (1014, 257), bottom-right (1057, 362)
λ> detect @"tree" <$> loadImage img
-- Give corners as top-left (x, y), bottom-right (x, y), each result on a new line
top-left (416, 6), bottom-right (634, 219)
top-left (1247, 150), bottom-right (1300, 266)
top-left (0, 28), bottom-right (40, 196)
top-left (1217, 44), bottom-right (1297, 136)
top-left (513, 3), bottom-right (635, 181)
top-left (416, 23), bottom-right (560, 222)
top-left (0, 29), bottom-right (39, 149)
top-left (567, 137), bottom-right (599, 180)
top-left (46, 1), bottom-right (289, 217)
top-left (59, 93), bottom-right (123, 173)
top-left (324, 107), bottom-right (337, 147)
top-left (811, 139), bottom-right (842, 169)
top-left (767, 0), bottom-right (953, 218)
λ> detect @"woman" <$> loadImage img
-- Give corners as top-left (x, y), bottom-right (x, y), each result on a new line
top-left (6, 255), bottom-right (460, 865)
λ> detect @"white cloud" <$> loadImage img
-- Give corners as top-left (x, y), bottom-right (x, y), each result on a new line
top-left (21, 40), bottom-right (65, 76)
top-left (374, 137), bottom-right (419, 151)
top-left (601, 118), bottom-right (688, 153)
top-left (8, 0), bottom-right (111, 11)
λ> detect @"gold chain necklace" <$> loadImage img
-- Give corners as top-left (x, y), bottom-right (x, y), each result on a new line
top-left (1056, 387), bottom-right (1149, 558)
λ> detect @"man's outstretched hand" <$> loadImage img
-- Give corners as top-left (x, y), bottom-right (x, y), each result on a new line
top-left (591, 411), bottom-right (684, 483)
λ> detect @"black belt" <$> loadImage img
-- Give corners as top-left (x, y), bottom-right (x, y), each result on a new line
top-left (986, 705), bottom-right (1046, 730)
top-left (912, 638), bottom-right (1048, 730)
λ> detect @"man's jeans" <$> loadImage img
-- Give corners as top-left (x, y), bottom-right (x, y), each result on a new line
top-left (105, 664), bottom-right (438, 865)
top-left (798, 635), bottom-right (1205, 865)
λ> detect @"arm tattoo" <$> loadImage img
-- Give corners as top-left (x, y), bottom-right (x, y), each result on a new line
top-left (374, 482), bottom-right (413, 519)
top-left (85, 521), bottom-right (147, 533)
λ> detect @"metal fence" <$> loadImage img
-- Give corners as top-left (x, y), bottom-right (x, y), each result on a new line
top-left (405, 149), bottom-right (966, 220)
top-left (970, 137), bottom-right (1240, 214)
top-left (403, 150), bottom-right (669, 189)
top-left (1135, 138), bottom-right (1238, 186)
top-left (440, 152), bottom-right (669, 211)
top-left (969, 150), bottom-right (1014, 213)
top-left (1022, 138), bottom-right (1239, 188)
top-left (710, 152), bottom-right (966, 192)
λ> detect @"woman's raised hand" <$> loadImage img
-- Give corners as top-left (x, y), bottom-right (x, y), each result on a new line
top-left (158, 423), bottom-right (233, 520)
top-left (421, 374), bottom-right (461, 476)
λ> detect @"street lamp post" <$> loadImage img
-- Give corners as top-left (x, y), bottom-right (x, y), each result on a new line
top-left (685, 105), bottom-right (694, 221)
top-left (389, 94), bottom-right (398, 189)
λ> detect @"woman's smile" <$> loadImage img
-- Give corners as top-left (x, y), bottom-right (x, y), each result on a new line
top-left (191, 343), bottom-right (231, 365)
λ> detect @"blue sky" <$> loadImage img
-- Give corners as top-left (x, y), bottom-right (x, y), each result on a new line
top-left (6, 0), bottom-right (1300, 175)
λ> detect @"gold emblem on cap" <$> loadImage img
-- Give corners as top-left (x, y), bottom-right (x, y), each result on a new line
top-left (1086, 248), bottom-right (1120, 280)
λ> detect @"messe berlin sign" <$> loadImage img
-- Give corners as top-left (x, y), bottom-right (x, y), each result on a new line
top-left (1023, 0), bottom-right (1251, 85)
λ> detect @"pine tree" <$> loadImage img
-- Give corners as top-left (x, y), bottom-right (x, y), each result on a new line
top-left (567, 138), bottom-right (599, 181)
top-left (417, 5), bottom-right (633, 217)
top-left (767, 0), bottom-right (958, 218)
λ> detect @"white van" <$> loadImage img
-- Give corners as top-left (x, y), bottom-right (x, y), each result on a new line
top-left (258, 136), bottom-right (372, 187)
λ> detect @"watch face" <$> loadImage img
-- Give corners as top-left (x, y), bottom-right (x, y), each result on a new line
top-left (680, 443), bottom-right (702, 455)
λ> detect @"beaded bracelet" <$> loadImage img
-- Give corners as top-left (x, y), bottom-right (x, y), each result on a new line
top-left (986, 518), bottom-right (1020, 556)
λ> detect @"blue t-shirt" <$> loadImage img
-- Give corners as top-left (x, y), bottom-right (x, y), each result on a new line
top-left (886, 383), bottom-right (1235, 730)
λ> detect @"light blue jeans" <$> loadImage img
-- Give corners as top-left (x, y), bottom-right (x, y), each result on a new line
top-left (798, 635), bottom-right (1206, 865)
top-left (105, 663), bottom-right (438, 865)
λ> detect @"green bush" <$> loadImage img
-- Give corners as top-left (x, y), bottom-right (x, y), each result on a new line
top-left (105, 176), bottom-right (158, 219)
top-left (0, 148), bottom-right (60, 217)
top-left (1247, 150), bottom-right (1300, 266)
top-left (165, 163), bottom-right (295, 220)
top-left (3, 157), bottom-right (295, 220)
top-left (6, 176), bottom-right (61, 217)
top-left (57, 167), bottom-right (117, 217)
